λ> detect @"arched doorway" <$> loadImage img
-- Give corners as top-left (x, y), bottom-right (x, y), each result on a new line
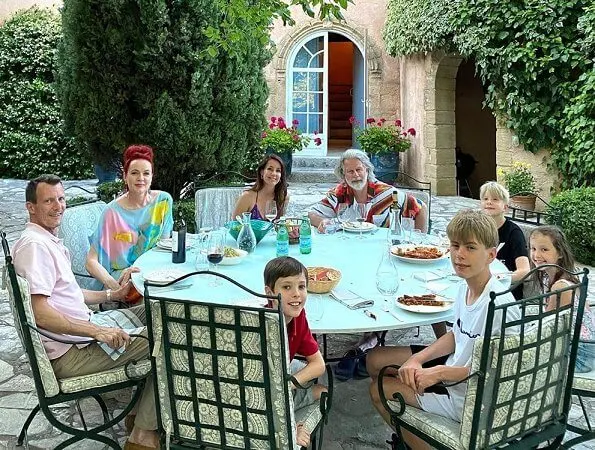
top-left (455, 59), bottom-right (496, 198)
top-left (286, 31), bottom-right (366, 156)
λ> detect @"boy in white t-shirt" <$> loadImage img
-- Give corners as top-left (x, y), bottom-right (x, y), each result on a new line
top-left (367, 209), bottom-right (520, 450)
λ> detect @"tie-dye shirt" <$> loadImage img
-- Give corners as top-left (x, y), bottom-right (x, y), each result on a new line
top-left (89, 191), bottom-right (173, 281)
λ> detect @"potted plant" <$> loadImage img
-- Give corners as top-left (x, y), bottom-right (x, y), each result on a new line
top-left (498, 161), bottom-right (538, 210)
top-left (260, 116), bottom-right (321, 176)
top-left (351, 117), bottom-right (416, 183)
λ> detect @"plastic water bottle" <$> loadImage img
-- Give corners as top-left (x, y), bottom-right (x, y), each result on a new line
top-left (276, 218), bottom-right (289, 257)
top-left (299, 215), bottom-right (312, 254)
top-left (172, 211), bottom-right (187, 264)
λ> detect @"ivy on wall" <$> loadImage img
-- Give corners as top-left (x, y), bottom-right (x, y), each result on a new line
top-left (383, 0), bottom-right (595, 189)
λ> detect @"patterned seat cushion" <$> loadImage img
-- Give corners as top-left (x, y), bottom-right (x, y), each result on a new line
top-left (57, 201), bottom-right (107, 290)
top-left (150, 301), bottom-right (300, 449)
top-left (574, 368), bottom-right (595, 392)
top-left (195, 187), bottom-right (245, 230)
top-left (59, 360), bottom-right (151, 393)
top-left (390, 402), bottom-right (463, 450)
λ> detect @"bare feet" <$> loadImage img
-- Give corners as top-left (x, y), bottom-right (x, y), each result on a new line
top-left (296, 423), bottom-right (310, 447)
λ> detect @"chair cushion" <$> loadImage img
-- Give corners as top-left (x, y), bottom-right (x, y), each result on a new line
top-left (574, 368), bottom-right (595, 392)
top-left (150, 301), bottom-right (299, 449)
top-left (57, 201), bottom-right (107, 290)
top-left (390, 401), bottom-right (463, 450)
top-left (58, 360), bottom-right (151, 393)
top-left (294, 402), bottom-right (322, 436)
top-left (3, 270), bottom-right (60, 397)
top-left (195, 187), bottom-right (245, 230)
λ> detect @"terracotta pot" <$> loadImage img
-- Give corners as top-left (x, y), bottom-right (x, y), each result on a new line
top-left (510, 194), bottom-right (536, 211)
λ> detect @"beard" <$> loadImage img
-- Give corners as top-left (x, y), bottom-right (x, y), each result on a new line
top-left (346, 177), bottom-right (367, 191)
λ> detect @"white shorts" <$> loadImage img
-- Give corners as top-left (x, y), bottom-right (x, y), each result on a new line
top-left (416, 391), bottom-right (460, 422)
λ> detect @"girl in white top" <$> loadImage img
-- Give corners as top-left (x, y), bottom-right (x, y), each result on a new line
top-left (529, 226), bottom-right (595, 373)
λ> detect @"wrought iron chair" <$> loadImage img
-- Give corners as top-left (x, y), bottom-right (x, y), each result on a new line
top-left (563, 337), bottom-right (595, 448)
top-left (1, 231), bottom-right (151, 449)
top-left (507, 191), bottom-right (560, 226)
top-left (57, 198), bottom-right (107, 291)
top-left (143, 271), bottom-right (333, 449)
top-left (378, 265), bottom-right (589, 450)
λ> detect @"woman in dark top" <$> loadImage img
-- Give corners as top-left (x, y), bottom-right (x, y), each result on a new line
top-left (232, 154), bottom-right (289, 221)
top-left (480, 181), bottom-right (530, 299)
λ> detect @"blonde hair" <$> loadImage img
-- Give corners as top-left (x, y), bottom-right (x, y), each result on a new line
top-left (480, 181), bottom-right (510, 204)
top-left (446, 209), bottom-right (499, 249)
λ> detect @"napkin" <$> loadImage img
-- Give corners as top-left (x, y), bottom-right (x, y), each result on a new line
top-left (330, 288), bottom-right (374, 309)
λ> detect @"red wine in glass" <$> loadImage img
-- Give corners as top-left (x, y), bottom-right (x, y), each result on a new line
top-left (207, 253), bottom-right (223, 264)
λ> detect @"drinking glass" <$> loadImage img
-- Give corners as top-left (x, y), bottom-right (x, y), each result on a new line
top-left (411, 229), bottom-right (424, 245)
top-left (336, 203), bottom-right (351, 240)
top-left (376, 246), bottom-right (400, 307)
top-left (307, 294), bottom-right (324, 322)
top-left (401, 217), bottom-right (415, 243)
top-left (207, 232), bottom-right (224, 286)
top-left (355, 202), bottom-right (367, 239)
top-left (264, 200), bottom-right (278, 222)
top-left (195, 235), bottom-right (210, 271)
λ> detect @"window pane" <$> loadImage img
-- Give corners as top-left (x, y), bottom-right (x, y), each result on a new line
top-left (308, 93), bottom-right (323, 113)
top-left (308, 114), bottom-right (324, 134)
top-left (293, 114), bottom-right (307, 133)
top-left (294, 48), bottom-right (309, 68)
top-left (309, 51), bottom-right (323, 69)
top-left (293, 72), bottom-right (307, 91)
top-left (308, 72), bottom-right (323, 92)
top-left (292, 93), bottom-right (307, 113)
top-left (305, 37), bottom-right (323, 54)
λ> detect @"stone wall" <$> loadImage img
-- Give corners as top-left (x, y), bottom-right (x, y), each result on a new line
top-left (0, 0), bottom-right (60, 22)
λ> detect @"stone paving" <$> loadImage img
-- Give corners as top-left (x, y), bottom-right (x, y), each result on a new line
top-left (0, 178), bottom-right (593, 449)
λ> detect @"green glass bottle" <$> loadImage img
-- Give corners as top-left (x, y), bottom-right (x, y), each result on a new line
top-left (276, 218), bottom-right (289, 257)
top-left (299, 215), bottom-right (312, 254)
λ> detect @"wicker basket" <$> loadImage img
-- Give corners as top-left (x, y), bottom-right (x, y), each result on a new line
top-left (307, 267), bottom-right (342, 294)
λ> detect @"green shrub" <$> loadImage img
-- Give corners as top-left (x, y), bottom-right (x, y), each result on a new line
top-left (0, 7), bottom-right (92, 179)
top-left (173, 199), bottom-right (196, 234)
top-left (96, 180), bottom-right (124, 203)
top-left (546, 187), bottom-right (595, 266)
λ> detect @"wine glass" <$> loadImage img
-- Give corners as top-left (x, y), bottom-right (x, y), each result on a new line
top-left (336, 203), bottom-right (351, 240)
top-left (355, 202), bottom-right (367, 239)
top-left (207, 232), bottom-right (224, 286)
top-left (401, 217), bottom-right (415, 243)
top-left (265, 200), bottom-right (278, 222)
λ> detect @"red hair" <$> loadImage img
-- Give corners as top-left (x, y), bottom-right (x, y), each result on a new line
top-left (123, 144), bottom-right (154, 175)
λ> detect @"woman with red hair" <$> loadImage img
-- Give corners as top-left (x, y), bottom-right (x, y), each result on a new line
top-left (86, 145), bottom-right (173, 292)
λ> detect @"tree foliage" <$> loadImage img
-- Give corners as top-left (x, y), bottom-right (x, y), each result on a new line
top-left (0, 7), bottom-right (91, 179)
top-left (383, 0), bottom-right (595, 189)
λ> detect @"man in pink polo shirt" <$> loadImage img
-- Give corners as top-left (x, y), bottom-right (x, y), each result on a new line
top-left (12, 174), bottom-right (158, 450)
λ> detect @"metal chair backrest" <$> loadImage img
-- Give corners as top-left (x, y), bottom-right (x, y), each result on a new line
top-left (1, 231), bottom-right (60, 397)
top-left (461, 265), bottom-right (589, 449)
top-left (57, 201), bottom-right (107, 289)
top-left (144, 271), bottom-right (298, 449)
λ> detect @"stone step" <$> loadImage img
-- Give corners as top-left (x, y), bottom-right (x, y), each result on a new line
top-left (290, 167), bottom-right (338, 183)
top-left (293, 155), bottom-right (340, 169)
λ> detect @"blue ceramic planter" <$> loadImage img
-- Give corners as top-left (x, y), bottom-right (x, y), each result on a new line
top-left (369, 152), bottom-right (400, 184)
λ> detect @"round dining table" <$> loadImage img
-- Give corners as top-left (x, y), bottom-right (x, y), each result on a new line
top-left (131, 227), bottom-right (510, 336)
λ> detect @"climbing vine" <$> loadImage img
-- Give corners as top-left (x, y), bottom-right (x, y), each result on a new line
top-left (383, 0), bottom-right (595, 188)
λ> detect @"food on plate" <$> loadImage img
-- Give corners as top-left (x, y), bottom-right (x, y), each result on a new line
top-left (307, 267), bottom-right (340, 282)
top-left (391, 245), bottom-right (444, 259)
top-left (397, 294), bottom-right (445, 307)
top-left (223, 246), bottom-right (242, 258)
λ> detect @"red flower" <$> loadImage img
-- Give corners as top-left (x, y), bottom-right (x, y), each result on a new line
top-left (349, 116), bottom-right (356, 124)
top-left (270, 116), bottom-right (277, 123)
top-left (268, 123), bottom-right (275, 129)
top-left (380, 118), bottom-right (386, 123)
top-left (278, 119), bottom-right (286, 129)
top-left (402, 132), bottom-right (407, 137)
top-left (292, 119), bottom-right (299, 126)
top-left (314, 137), bottom-right (322, 146)
top-left (407, 128), bottom-right (416, 136)
top-left (377, 121), bottom-right (383, 127)
top-left (395, 119), bottom-right (402, 127)
top-left (261, 132), bottom-right (267, 138)
top-left (366, 118), bottom-right (375, 124)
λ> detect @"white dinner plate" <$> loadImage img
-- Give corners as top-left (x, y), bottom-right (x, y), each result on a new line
top-left (156, 237), bottom-right (193, 251)
top-left (341, 221), bottom-right (376, 233)
top-left (219, 248), bottom-right (248, 266)
top-left (143, 268), bottom-right (192, 286)
top-left (395, 295), bottom-right (455, 313)
top-left (390, 244), bottom-right (449, 265)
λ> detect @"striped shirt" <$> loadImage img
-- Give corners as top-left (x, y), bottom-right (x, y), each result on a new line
top-left (310, 180), bottom-right (422, 227)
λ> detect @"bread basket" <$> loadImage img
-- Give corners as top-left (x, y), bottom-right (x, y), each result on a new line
top-left (307, 267), bottom-right (341, 294)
